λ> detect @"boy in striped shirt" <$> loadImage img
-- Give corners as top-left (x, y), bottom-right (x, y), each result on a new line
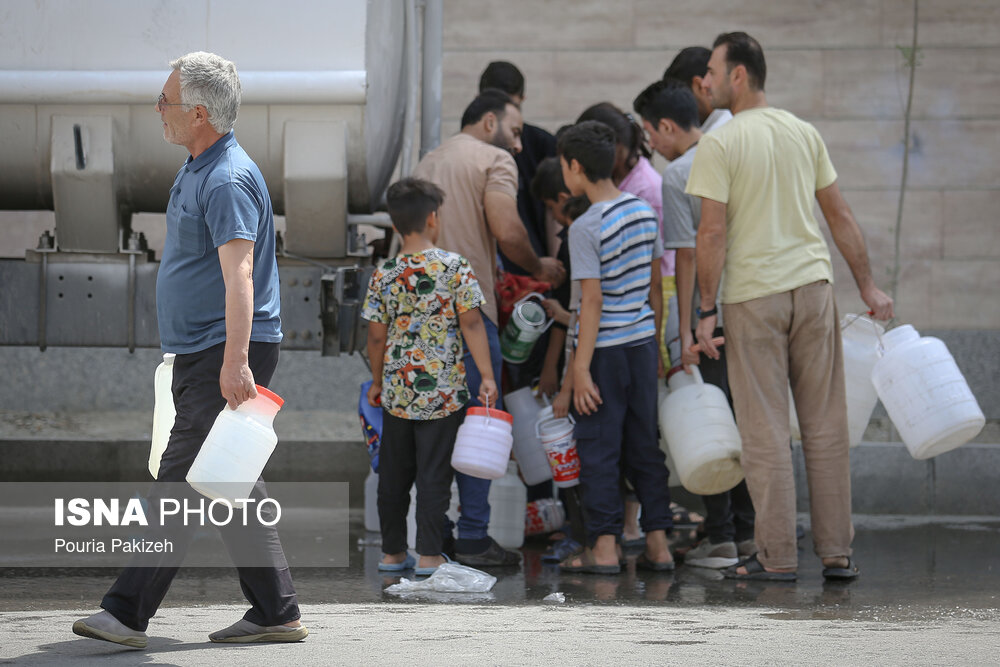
top-left (556, 120), bottom-right (675, 574)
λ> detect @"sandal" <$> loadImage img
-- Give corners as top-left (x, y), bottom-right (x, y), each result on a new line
top-left (822, 557), bottom-right (860, 581)
top-left (670, 502), bottom-right (704, 526)
top-left (559, 550), bottom-right (621, 575)
top-left (414, 553), bottom-right (455, 577)
top-left (377, 553), bottom-right (416, 571)
top-left (635, 553), bottom-right (675, 572)
top-left (621, 535), bottom-right (646, 550)
top-left (722, 554), bottom-right (796, 581)
top-left (542, 537), bottom-right (583, 563)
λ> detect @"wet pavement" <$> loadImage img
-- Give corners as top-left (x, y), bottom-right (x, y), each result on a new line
top-left (2, 513), bottom-right (998, 623)
top-left (2, 514), bottom-right (999, 665)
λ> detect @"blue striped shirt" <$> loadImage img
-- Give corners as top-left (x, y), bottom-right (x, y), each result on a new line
top-left (568, 193), bottom-right (663, 348)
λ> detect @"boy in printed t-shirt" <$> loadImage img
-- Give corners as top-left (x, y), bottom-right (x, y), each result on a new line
top-left (362, 178), bottom-right (498, 575)
top-left (556, 121), bottom-right (674, 574)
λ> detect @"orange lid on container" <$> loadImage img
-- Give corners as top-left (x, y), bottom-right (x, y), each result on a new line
top-left (255, 385), bottom-right (284, 408)
top-left (467, 406), bottom-right (513, 424)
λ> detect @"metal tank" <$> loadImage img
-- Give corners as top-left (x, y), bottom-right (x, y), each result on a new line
top-left (0, 0), bottom-right (443, 352)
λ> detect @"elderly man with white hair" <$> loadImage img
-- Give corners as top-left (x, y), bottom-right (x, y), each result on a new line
top-left (72, 51), bottom-right (306, 648)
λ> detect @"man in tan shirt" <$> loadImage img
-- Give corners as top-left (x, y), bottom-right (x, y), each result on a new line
top-left (414, 89), bottom-right (564, 567)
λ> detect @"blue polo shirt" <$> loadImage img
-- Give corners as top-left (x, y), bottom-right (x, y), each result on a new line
top-left (156, 132), bottom-right (282, 353)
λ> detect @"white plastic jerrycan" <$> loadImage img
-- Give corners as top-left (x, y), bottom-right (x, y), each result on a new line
top-left (871, 325), bottom-right (984, 459)
top-left (504, 387), bottom-right (553, 486)
top-left (451, 405), bottom-right (514, 480)
top-left (487, 461), bottom-right (528, 549)
top-left (840, 314), bottom-right (885, 447)
top-left (789, 314), bottom-right (885, 447)
top-left (186, 385), bottom-right (284, 503)
top-left (659, 365), bottom-right (743, 495)
top-left (148, 353), bottom-right (176, 479)
top-left (364, 470), bottom-right (380, 532)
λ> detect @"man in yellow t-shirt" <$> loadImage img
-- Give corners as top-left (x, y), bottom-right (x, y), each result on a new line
top-left (685, 32), bottom-right (894, 583)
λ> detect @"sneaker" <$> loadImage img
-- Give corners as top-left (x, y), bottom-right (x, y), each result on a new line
top-left (209, 618), bottom-right (308, 643)
top-left (684, 540), bottom-right (739, 569)
top-left (737, 538), bottom-right (757, 558)
top-left (72, 611), bottom-right (148, 649)
top-left (454, 536), bottom-right (521, 567)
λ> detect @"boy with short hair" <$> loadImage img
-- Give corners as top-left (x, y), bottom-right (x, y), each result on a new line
top-left (530, 157), bottom-right (575, 397)
top-left (362, 177), bottom-right (498, 575)
top-left (634, 79), bottom-right (756, 569)
top-left (556, 121), bottom-right (674, 574)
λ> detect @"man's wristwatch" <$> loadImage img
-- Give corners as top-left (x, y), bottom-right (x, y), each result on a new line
top-left (696, 305), bottom-right (718, 319)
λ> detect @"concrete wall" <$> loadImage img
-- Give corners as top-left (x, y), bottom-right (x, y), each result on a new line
top-left (438, 0), bottom-right (1000, 330)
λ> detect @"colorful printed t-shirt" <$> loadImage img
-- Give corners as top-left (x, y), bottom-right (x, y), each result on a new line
top-left (362, 248), bottom-right (485, 420)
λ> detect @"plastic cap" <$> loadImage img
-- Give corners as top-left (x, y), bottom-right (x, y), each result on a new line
top-left (666, 365), bottom-right (686, 381)
top-left (467, 406), bottom-right (513, 424)
top-left (255, 385), bottom-right (284, 408)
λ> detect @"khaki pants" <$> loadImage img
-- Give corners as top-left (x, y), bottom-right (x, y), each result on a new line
top-left (722, 280), bottom-right (853, 570)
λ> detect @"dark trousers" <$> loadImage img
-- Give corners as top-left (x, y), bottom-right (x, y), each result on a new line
top-left (102, 341), bottom-right (299, 631)
top-left (695, 327), bottom-right (756, 544)
top-left (573, 338), bottom-right (672, 546)
top-left (379, 409), bottom-right (464, 556)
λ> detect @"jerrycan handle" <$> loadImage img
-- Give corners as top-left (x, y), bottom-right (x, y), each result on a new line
top-left (515, 292), bottom-right (554, 334)
top-left (514, 291), bottom-right (544, 309)
top-left (535, 405), bottom-right (552, 438)
top-left (843, 310), bottom-right (888, 357)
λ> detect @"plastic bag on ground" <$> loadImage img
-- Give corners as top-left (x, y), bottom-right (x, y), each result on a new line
top-left (384, 562), bottom-right (496, 594)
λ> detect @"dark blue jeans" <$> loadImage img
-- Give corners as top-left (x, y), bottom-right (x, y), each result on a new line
top-left (456, 311), bottom-right (504, 540)
top-left (573, 337), bottom-right (672, 546)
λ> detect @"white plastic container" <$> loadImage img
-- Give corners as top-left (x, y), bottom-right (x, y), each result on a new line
top-left (536, 407), bottom-right (580, 488)
top-left (789, 315), bottom-right (884, 447)
top-left (186, 385), bottom-right (284, 503)
top-left (871, 325), bottom-right (985, 459)
top-left (841, 314), bottom-right (884, 447)
top-left (405, 480), bottom-right (459, 550)
top-left (364, 470), bottom-right (380, 532)
top-left (659, 366), bottom-right (743, 495)
top-left (451, 406), bottom-right (514, 480)
top-left (487, 461), bottom-right (527, 549)
top-left (504, 387), bottom-right (553, 486)
top-left (525, 498), bottom-right (565, 536)
top-left (148, 353), bottom-right (176, 479)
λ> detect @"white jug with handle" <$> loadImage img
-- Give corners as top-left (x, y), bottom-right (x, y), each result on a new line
top-left (871, 324), bottom-right (984, 459)
top-left (186, 385), bottom-right (284, 503)
top-left (504, 386), bottom-right (553, 486)
top-left (659, 365), bottom-right (743, 495)
top-left (148, 353), bottom-right (176, 479)
top-left (789, 313), bottom-right (883, 447)
top-left (451, 401), bottom-right (514, 480)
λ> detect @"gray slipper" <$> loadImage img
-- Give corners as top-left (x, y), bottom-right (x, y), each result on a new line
top-left (822, 557), bottom-right (861, 581)
top-left (209, 618), bottom-right (309, 643)
top-left (72, 610), bottom-right (148, 649)
top-left (723, 554), bottom-right (797, 582)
